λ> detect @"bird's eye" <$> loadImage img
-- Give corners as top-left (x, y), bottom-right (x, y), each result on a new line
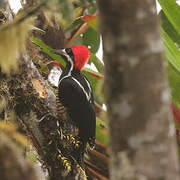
top-left (65, 48), bottom-right (74, 60)
top-left (65, 48), bottom-right (72, 54)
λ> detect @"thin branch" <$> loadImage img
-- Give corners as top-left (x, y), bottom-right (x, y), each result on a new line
top-left (86, 166), bottom-right (109, 180)
top-left (85, 159), bottom-right (102, 173)
top-left (66, 22), bottom-right (89, 46)
top-left (87, 147), bottom-right (109, 165)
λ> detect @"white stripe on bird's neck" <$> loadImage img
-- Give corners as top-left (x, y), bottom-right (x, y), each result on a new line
top-left (58, 50), bottom-right (74, 85)
top-left (58, 53), bottom-right (92, 102)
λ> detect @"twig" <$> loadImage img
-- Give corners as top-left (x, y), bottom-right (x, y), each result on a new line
top-left (95, 140), bottom-right (110, 155)
top-left (86, 166), bottom-right (109, 180)
top-left (66, 22), bottom-right (89, 46)
top-left (85, 159), bottom-right (102, 173)
top-left (0, 2), bottom-right (46, 32)
top-left (87, 147), bottom-right (109, 165)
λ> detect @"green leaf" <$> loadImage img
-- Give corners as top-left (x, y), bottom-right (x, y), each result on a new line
top-left (65, 18), bottom-right (83, 33)
top-left (158, 0), bottom-right (180, 34)
top-left (31, 37), bottom-right (66, 66)
top-left (82, 27), bottom-right (100, 54)
top-left (96, 117), bottom-right (108, 145)
top-left (160, 11), bottom-right (180, 47)
top-left (162, 30), bottom-right (180, 73)
top-left (89, 53), bottom-right (104, 73)
top-left (167, 65), bottom-right (180, 106)
top-left (163, 29), bottom-right (180, 105)
top-left (72, 35), bottom-right (83, 45)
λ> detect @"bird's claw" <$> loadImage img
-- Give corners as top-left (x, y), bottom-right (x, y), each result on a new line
top-left (76, 164), bottom-right (86, 177)
top-left (63, 135), bottom-right (81, 148)
top-left (57, 154), bottom-right (72, 172)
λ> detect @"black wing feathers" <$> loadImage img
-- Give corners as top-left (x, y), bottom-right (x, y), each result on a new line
top-left (58, 77), bottom-right (96, 145)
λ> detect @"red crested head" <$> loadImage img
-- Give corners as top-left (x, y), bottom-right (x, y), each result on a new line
top-left (70, 45), bottom-right (90, 70)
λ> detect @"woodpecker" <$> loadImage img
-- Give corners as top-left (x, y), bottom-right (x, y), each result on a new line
top-left (51, 45), bottom-right (96, 164)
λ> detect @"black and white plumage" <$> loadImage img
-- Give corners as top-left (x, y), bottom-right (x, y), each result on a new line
top-left (51, 46), bottom-right (96, 164)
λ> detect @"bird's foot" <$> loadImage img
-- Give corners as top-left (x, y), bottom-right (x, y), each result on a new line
top-left (63, 135), bottom-right (81, 148)
top-left (57, 153), bottom-right (72, 172)
top-left (76, 164), bottom-right (87, 178)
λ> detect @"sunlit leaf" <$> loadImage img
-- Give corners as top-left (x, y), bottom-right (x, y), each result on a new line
top-left (160, 11), bottom-right (180, 47)
top-left (158, 0), bottom-right (180, 34)
top-left (96, 117), bottom-right (108, 145)
top-left (162, 30), bottom-right (180, 73)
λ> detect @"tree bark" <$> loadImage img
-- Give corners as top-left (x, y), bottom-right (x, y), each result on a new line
top-left (0, 134), bottom-right (39, 180)
top-left (97, 0), bottom-right (180, 179)
top-left (0, 2), bottom-right (87, 180)
top-left (0, 2), bottom-right (39, 180)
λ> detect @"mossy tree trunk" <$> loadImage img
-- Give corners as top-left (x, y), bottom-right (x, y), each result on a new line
top-left (0, 1), bottom-right (39, 180)
top-left (0, 1), bottom-right (87, 179)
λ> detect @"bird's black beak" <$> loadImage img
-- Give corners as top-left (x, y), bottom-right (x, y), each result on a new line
top-left (50, 49), bottom-right (67, 57)
top-left (50, 49), bottom-right (69, 63)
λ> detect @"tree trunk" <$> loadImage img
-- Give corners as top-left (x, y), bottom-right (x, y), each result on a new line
top-left (97, 0), bottom-right (180, 179)
top-left (0, 2), bottom-right (39, 180)
top-left (0, 134), bottom-right (39, 180)
top-left (0, 2), bottom-right (87, 179)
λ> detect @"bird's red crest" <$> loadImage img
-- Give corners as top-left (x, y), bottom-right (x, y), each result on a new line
top-left (70, 45), bottom-right (90, 70)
